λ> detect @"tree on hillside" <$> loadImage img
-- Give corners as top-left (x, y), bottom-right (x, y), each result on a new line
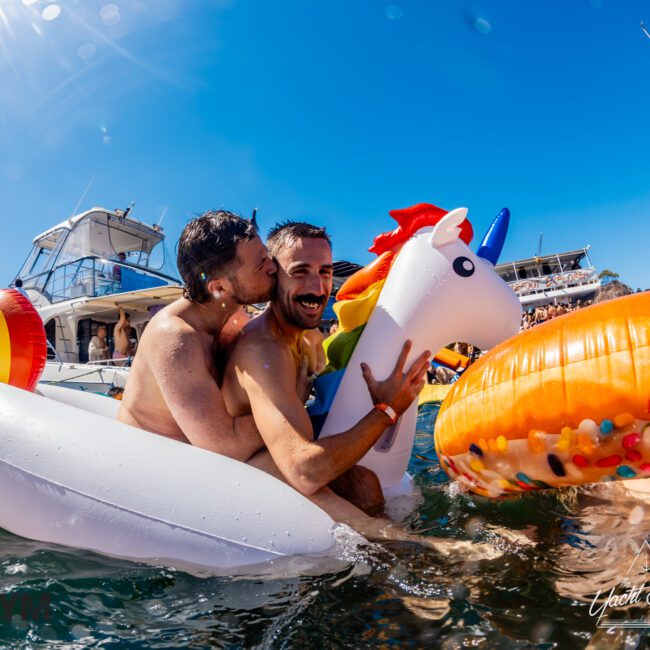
top-left (598, 269), bottom-right (620, 285)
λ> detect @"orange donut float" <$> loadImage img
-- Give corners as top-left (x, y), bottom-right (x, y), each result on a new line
top-left (0, 289), bottom-right (47, 392)
top-left (435, 292), bottom-right (650, 496)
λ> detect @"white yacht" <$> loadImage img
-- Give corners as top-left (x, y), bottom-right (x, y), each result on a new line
top-left (12, 206), bottom-right (183, 393)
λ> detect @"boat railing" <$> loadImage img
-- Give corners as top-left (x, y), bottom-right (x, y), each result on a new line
top-left (508, 267), bottom-right (600, 297)
top-left (22, 257), bottom-right (180, 303)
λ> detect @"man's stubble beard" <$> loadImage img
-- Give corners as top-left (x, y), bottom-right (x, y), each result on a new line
top-left (272, 284), bottom-right (324, 330)
top-left (231, 275), bottom-right (275, 306)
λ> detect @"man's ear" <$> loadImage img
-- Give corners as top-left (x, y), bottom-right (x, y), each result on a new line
top-left (207, 276), bottom-right (234, 300)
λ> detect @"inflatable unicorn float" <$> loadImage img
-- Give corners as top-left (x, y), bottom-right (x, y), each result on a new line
top-left (0, 203), bottom-right (522, 570)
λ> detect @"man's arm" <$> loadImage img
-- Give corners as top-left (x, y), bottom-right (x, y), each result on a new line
top-left (236, 340), bottom-right (429, 496)
top-left (152, 323), bottom-right (264, 461)
top-left (114, 309), bottom-right (126, 336)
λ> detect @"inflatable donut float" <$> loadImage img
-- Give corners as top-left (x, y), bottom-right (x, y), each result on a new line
top-left (434, 292), bottom-right (650, 496)
top-left (0, 289), bottom-right (46, 392)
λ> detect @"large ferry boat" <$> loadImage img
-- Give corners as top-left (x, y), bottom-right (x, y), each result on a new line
top-left (495, 247), bottom-right (601, 307)
top-left (12, 206), bottom-right (182, 392)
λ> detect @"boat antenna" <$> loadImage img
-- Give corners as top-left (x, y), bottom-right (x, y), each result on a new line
top-left (250, 208), bottom-right (258, 231)
top-left (157, 206), bottom-right (168, 227)
top-left (68, 173), bottom-right (96, 224)
top-left (123, 201), bottom-right (135, 219)
top-left (536, 232), bottom-right (543, 258)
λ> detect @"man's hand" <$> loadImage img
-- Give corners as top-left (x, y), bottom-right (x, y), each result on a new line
top-left (360, 340), bottom-right (430, 416)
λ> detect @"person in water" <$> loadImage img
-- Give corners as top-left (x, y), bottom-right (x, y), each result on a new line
top-left (117, 210), bottom-right (277, 459)
top-left (221, 221), bottom-right (431, 532)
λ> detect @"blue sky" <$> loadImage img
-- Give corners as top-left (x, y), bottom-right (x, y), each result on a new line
top-left (1, 0), bottom-right (649, 288)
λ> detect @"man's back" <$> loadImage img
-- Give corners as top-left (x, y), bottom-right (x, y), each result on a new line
top-left (118, 301), bottom-right (216, 441)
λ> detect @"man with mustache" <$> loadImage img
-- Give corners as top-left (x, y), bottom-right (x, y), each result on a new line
top-left (118, 210), bottom-right (278, 458)
top-left (222, 221), bottom-right (430, 529)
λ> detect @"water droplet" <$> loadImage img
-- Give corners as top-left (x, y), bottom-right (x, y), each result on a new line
top-left (100, 3), bottom-right (120, 26)
top-left (629, 505), bottom-right (644, 526)
top-left (384, 4), bottom-right (402, 20)
top-left (78, 42), bottom-right (96, 60)
top-left (42, 4), bottom-right (61, 21)
top-left (473, 17), bottom-right (492, 34)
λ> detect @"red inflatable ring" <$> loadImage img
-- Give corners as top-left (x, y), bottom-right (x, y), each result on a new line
top-left (0, 289), bottom-right (47, 391)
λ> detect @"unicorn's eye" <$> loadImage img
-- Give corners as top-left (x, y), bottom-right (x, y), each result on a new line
top-left (453, 256), bottom-right (475, 278)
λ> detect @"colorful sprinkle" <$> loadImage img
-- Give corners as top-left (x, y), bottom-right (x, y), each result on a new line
top-left (640, 463), bottom-right (650, 473)
top-left (626, 450), bottom-right (642, 462)
top-left (469, 443), bottom-right (483, 457)
top-left (527, 429), bottom-right (545, 454)
top-left (600, 419), bottom-right (614, 435)
top-left (596, 455), bottom-right (622, 468)
top-left (557, 427), bottom-right (573, 452)
top-left (532, 479), bottom-right (554, 489)
top-left (616, 465), bottom-right (637, 478)
top-left (547, 454), bottom-right (566, 477)
top-left (469, 459), bottom-right (484, 473)
top-left (572, 454), bottom-right (589, 468)
top-left (496, 435), bottom-right (508, 452)
top-left (516, 480), bottom-right (534, 491)
top-left (578, 419), bottom-right (599, 436)
top-left (614, 413), bottom-right (635, 428)
top-left (516, 472), bottom-right (534, 485)
top-left (622, 433), bottom-right (641, 449)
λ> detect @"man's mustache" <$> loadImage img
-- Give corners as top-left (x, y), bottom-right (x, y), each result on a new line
top-left (294, 294), bottom-right (327, 305)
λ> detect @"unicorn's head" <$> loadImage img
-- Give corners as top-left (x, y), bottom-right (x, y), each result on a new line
top-left (406, 206), bottom-right (522, 350)
top-left (311, 204), bottom-right (522, 460)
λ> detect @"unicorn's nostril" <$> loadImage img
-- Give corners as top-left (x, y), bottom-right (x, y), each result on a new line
top-left (453, 256), bottom-right (475, 278)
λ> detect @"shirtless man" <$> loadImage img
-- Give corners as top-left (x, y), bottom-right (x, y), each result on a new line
top-left (112, 309), bottom-right (133, 366)
top-left (221, 221), bottom-right (431, 533)
top-left (118, 210), bottom-right (277, 459)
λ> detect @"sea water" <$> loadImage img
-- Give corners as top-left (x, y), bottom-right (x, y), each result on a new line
top-left (0, 403), bottom-right (648, 648)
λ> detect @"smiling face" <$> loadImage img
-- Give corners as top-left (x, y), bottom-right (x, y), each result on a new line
top-left (273, 237), bottom-right (333, 330)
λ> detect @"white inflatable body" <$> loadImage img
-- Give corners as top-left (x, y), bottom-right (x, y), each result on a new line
top-left (0, 383), bottom-right (335, 571)
top-left (318, 208), bottom-right (522, 489)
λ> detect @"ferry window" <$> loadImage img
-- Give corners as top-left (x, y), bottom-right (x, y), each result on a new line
top-left (518, 268), bottom-right (527, 279)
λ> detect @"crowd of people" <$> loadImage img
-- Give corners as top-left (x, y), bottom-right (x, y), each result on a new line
top-left (520, 299), bottom-right (592, 331)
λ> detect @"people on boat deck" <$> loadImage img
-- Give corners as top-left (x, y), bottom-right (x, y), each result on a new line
top-left (220, 221), bottom-right (430, 527)
top-left (112, 309), bottom-right (133, 366)
top-left (88, 324), bottom-right (110, 363)
top-left (112, 252), bottom-right (127, 287)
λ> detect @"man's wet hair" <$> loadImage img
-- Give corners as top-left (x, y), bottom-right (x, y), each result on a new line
top-left (266, 221), bottom-right (331, 258)
top-left (177, 210), bottom-right (258, 303)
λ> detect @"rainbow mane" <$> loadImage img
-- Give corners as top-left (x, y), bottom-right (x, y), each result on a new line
top-left (307, 203), bottom-right (473, 434)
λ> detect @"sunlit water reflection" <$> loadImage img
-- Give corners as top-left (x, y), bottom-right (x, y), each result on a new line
top-left (0, 402), bottom-right (648, 647)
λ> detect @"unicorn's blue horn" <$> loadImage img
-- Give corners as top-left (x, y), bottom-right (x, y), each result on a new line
top-left (476, 207), bottom-right (510, 266)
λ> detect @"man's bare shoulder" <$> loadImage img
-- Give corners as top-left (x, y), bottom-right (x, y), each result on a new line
top-left (229, 316), bottom-right (292, 370)
top-left (142, 303), bottom-right (207, 366)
